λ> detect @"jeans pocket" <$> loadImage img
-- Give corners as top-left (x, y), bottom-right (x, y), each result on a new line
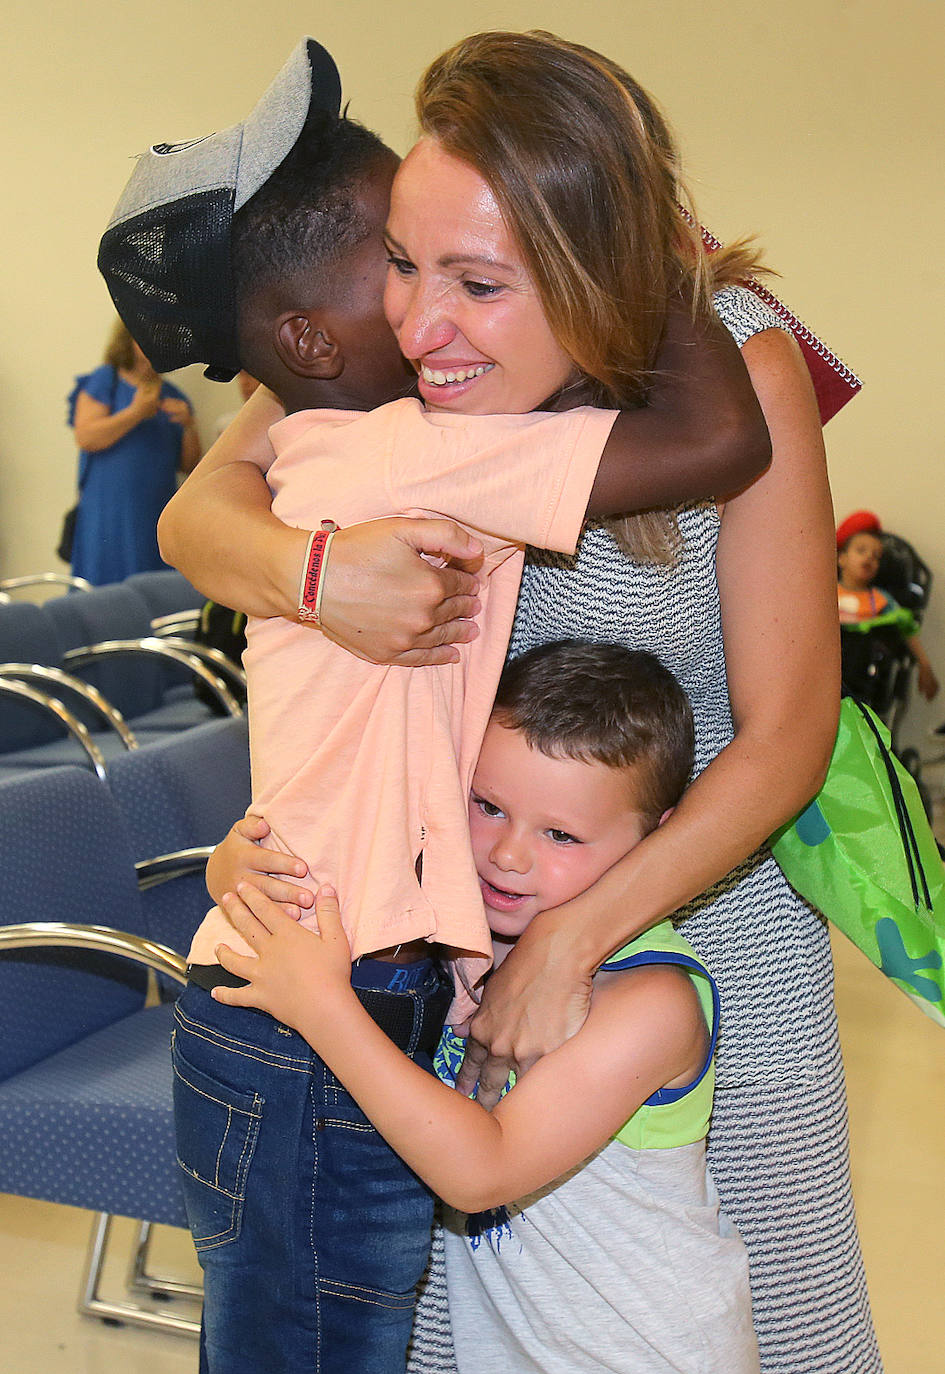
top-left (171, 1028), bottom-right (263, 1253)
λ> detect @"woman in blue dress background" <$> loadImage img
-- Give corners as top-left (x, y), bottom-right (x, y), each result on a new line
top-left (69, 318), bottom-right (200, 584)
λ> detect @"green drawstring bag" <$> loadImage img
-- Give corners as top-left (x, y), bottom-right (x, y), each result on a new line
top-left (770, 696), bottom-right (945, 1027)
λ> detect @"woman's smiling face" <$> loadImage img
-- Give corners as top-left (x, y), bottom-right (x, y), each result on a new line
top-left (383, 139), bottom-right (577, 415)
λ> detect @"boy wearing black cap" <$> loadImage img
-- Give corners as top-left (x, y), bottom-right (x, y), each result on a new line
top-left (212, 640), bottom-right (760, 1374)
top-left (99, 39), bottom-right (771, 1374)
top-left (113, 86), bottom-right (618, 1374)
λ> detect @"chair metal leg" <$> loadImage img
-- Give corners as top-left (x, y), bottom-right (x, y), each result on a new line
top-left (78, 1211), bottom-right (201, 1337)
top-left (127, 1219), bottom-right (203, 1301)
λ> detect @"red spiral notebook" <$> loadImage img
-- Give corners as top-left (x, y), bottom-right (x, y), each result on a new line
top-left (701, 225), bottom-right (862, 425)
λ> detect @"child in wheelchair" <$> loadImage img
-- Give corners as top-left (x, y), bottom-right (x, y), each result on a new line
top-left (837, 509), bottom-right (938, 716)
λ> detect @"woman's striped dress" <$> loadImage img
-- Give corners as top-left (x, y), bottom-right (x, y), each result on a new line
top-left (409, 287), bottom-right (882, 1373)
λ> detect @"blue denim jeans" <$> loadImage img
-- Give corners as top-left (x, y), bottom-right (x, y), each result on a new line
top-left (172, 958), bottom-right (451, 1374)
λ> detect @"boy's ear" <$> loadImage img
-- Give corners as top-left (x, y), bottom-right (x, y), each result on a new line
top-left (274, 312), bottom-right (344, 380)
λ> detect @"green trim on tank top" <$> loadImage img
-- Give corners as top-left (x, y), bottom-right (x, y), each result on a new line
top-left (602, 920), bottom-right (717, 1151)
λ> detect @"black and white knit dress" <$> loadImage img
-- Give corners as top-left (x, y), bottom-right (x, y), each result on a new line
top-left (409, 287), bottom-right (882, 1373)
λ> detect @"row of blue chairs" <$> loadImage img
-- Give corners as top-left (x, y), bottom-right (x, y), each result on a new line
top-left (0, 571), bottom-right (245, 777)
top-left (0, 571), bottom-right (253, 1335)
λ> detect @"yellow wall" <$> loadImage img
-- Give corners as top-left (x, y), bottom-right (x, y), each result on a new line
top-left (4, 0), bottom-right (942, 739)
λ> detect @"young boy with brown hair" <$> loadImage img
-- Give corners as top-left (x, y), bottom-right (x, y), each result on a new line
top-left (213, 641), bottom-right (760, 1373)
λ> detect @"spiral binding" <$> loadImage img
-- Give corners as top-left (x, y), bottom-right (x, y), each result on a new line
top-left (698, 223), bottom-right (863, 391)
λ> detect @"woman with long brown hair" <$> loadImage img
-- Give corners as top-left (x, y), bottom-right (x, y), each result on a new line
top-left (161, 31), bottom-right (876, 1372)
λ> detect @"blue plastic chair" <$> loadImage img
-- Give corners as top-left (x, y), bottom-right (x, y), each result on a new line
top-left (0, 765), bottom-right (202, 1335)
top-left (107, 716), bottom-right (251, 963)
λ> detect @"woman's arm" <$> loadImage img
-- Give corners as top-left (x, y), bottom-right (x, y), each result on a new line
top-left (157, 387), bottom-right (485, 654)
top-left (157, 386), bottom-right (309, 616)
top-left (73, 381), bottom-right (160, 452)
top-left (457, 327), bottom-right (839, 1104)
top-left (212, 884), bottom-right (704, 1213)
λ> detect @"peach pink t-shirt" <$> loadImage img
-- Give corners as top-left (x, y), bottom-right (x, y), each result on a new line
top-left (188, 399), bottom-right (616, 1014)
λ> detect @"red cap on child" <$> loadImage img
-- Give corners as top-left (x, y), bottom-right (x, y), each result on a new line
top-left (836, 510), bottom-right (881, 551)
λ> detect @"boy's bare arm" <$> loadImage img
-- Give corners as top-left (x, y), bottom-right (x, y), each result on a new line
top-left (585, 298), bottom-right (771, 516)
top-left (212, 885), bottom-right (704, 1214)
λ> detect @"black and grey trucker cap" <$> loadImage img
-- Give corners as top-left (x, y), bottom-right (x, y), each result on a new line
top-left (98, 38), bottom-right (342, 381)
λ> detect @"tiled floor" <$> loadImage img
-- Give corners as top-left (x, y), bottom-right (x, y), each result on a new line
top-left (1, 933), bottom-right (943, 1371)
top-left (834, 928), bottom-right (945, 1372)
top-left (0, 1203), bottom-right (199, 1372)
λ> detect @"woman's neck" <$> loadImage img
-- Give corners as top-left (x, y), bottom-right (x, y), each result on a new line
top-left (539, 374), bottom-right (598, 413)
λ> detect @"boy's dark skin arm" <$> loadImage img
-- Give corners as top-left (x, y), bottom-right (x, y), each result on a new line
top-left (158, 298), bottom-right (769, 665)
top-left (583, 296), bottom-right (769, 516)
